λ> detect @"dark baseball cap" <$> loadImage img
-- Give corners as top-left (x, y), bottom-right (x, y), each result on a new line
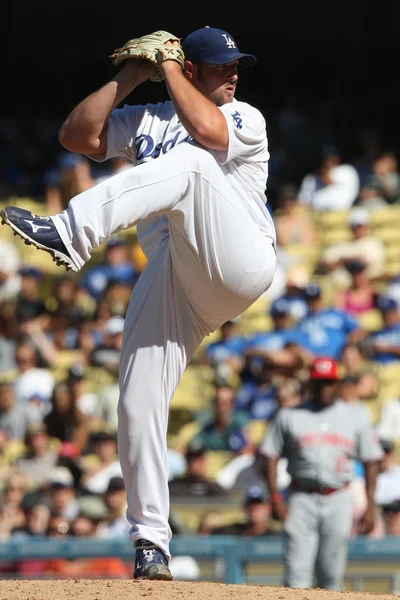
top-left (382, 500), bottom-right (400, 513)
top-left (304, 283), bottom-right (321, 299)
top-left (376, 295), bottom-right (398, 314)
top-left (182, 27), bottom-right (256, 66)
top-left (244, 485), bottom-right (269, 506)
top-left (106, 476), bottom-right (125, 493)
top-left (345, 259), bottom-right (366, 273)
top-left (185, 438), bottom-right (207, 458)
top-left (270, 298), bottom-right (291, 317)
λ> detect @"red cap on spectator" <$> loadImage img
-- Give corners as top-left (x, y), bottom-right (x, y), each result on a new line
top-left (309, 357), bottom-right (339, 381)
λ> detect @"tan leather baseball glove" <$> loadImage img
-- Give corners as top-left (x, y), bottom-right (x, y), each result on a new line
top-left (110, 30), bottom-right (185, 82)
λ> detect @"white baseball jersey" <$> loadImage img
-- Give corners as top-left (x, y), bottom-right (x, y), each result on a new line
top-left (260, 399), bottom-right (383, 488)
top-left (98, 98), bottom-right (276, 257)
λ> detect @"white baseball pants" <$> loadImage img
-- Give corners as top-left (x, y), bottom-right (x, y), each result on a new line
top-left (283, 488), bottom-right (353, 590)
top-left (52, 142), bottom-right (277, 559)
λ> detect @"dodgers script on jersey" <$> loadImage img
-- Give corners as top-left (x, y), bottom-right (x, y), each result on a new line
top-left (260, 399), bottom-right (383, 488)
top-left (100, 99), bottom-right (276, 256)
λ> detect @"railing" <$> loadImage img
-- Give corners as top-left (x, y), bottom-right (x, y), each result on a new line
top-left (0, 535), bottom-right (400, 587)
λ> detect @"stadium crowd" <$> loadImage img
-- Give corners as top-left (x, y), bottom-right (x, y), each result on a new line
top-left (2, 113), bottom-right (400, 582)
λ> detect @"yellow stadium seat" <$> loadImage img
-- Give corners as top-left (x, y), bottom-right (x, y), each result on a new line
top-left (370, 206), bottom-right (400, 228)
top-left (375, 361), bottom-right (400, 386)
top-left (375, 227), bottom-right (400, 245)
top-left (171, 420), bottom-right (202, 452)
top-left (358, 309), bottom-right (383, 332)
top-left (53, 350), bottom-right (84, 370)
top-left (170, 364), bottom-right (215, 411)
top-left (247, 420), bottom-right (268, 446)
top-left (312, 210), bottom-right (350, 229)
top-left (203, 450), bottom-right (234, 480)
top-left (318, 227), bottom-right (352, 247)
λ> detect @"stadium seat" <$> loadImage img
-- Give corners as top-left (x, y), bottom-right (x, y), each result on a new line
top-left (312, 210), bottom-right (350, 229)
top-left (170, 364), bottom-right (215, 411)
top-left (204, 451), bottom-right (234, 480)
top-left (247, 420), bottom-right (268, 446)
top-left (171, 420), bottom-right (202, 452)
top-left (358, 309), bottom-right (383, 332)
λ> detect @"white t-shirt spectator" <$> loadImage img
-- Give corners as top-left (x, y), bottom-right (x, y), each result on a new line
top-left (298, 164), bottom-right (360, 211)
top-left (375, 398), bottom-right (400, 441)
top-left (13, 368), bottom-right (55, 410)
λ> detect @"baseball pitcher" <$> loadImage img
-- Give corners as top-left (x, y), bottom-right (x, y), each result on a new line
top-left (1, 27), bottom-right (277, 579)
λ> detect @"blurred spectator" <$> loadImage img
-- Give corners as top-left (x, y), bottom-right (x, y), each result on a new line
top-left (80, 237), bottom-right (137, 302)
top-left (0, 239), bottom-right (21, 301)
top-left (101, 279), bottom-right (133, 317)
top-left (92, 379), bottom-right (119, 432)
top-left (215, 445), bottom-right (291, 496)
top-left (376, 395), bottom-right (400, 442)
top-left (42, 466), bottom-right (80, 520)
top-left (371, 151), bottom-right (400, 204)
top-left (274, 183), bottom-right (316, 247)
top-left (191, 385), bottom-right (250, 453)
top-left (13, 339), bottom-right (55, 410)
top-left (168, 439), bottom-right (227, 498)
top-left (49, 274), bottom-right (88, 328)
top-left (375, 439), bottom-right (400, 509)
top-left (65, 363), bottom-right (99, 422)
top-left (297, 144), bottom-right (360, 211)
top-left (0, 311), bottom-right (18, 374)
top-left (14, 266), bottom-right (47, 324)
top-left (0, 381), bottom-right (40, 441)
top-left (79, 430), bottom-right (122, 495)
top-left (363, 295), bottom-right (400, 364)
top-left (381, 501), bottom-right (400, 536)
top-left (14, 422), bottom-right (59, 490)
top-left (287, 282), bottom-right (363, 360)
top-left (319, 207), bottom-right (386, 285)
top-left (97, 476), bottom-right (130, 539)
top-left (44, 152), bottom-right (95, 214)
top-left (244, 298), bottom-right (297, 375)
top-left (90, 315), bottom-right (124, 378)
top-left (12, 503), bottom-right (51, 538)
top-left (43, 381), bottom-right (90, 453)
top-left (354, 175), bottom-right (388, 211)
top-left (339, 342), bottom-right (378, 399)
top-left (235, 360), bottom-right (278, 421)
top-left (334, 259), bottom-right (377, 317)
top-left (270, 267), bottom-right (309, 323)
top-left (167, 446), bottom-right (187, 482)
top-left (202, 320), bottom-right (246, 380)
top-left (0, 470), bottom-right (30, 539)
top-left (209, 485), bottom-right (274, 536)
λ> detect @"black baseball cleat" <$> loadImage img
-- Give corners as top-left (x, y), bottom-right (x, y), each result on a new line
top-left (133, 539), bottom-right (173, 581)
top-left (0, 206), bottom-right (78, 272)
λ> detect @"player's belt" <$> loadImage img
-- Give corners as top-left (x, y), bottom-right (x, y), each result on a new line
top-left (291, 480), bottom-right (350, 495)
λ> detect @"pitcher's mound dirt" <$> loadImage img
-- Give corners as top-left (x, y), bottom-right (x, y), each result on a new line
top-left (0, 579), bottom-right (398, 600)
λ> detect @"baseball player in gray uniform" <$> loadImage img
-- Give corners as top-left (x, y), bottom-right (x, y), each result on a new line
top-left (259, 357), bottom-right (383, 591)
top-left (0, 27), bottom-right (277, 579)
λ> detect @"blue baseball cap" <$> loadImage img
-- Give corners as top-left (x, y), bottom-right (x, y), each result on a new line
top-left (376, 295), bottom-right (398, 313)
top-left (182, 27), bottom-right (256, 66)
top-left (270, 298), bottom-right (291, 317)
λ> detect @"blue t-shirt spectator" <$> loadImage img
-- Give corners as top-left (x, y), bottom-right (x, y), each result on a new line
top-left (204, 321), bottom-right (247, 369)
top-left (80, 239), bottom-right (138, 300)
top-left (367, 295), bottom-right (400, 364)
top-left (288, 307), bottom-right (360, 360)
